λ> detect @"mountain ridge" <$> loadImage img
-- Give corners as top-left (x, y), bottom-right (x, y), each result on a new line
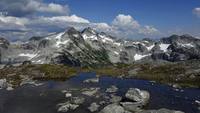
top-left (0, 27), bottom-right (200, 67)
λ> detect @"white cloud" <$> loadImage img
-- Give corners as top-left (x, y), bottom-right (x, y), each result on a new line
top-left (112, 14), bottom-right (140, 29)
top-left (193, 7), bottom-right (200, 17)
top-left (0, 0), bottom-right (69, 16)
top-left (36, 3), bottom-right (69, 15)
top-left (0, 14), bottom-right (160, 40)
top-left (139, 25), bottom-right (159, 35)
top-left (92, 23), bottom-right (112, 32)
top-left (42, 15), bottom-right (90, 23)
top-left (0, 16), bottom-right (29, 26)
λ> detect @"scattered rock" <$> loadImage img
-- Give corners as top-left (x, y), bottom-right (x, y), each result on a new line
top-left (172, 84), bottom-right (182, 89)
top-left (120, 102), bottom-right (142, 112)
top-left (195, 100), bottom-right (200, 106)
top-left (99, 104), bottom-right (131, 113)
top-left (125, 88), bottom-right (150, 105)
top-left (71, 97), bottom-right (85, 104)
top-left (99, 101), bottom-right (106, 105)
top-left (65, 93), bottom-right (72, 98)
top-left (106, 85), bottom-right (118, 93)
top-left (57, 101), bottom-right (79, 112)
top-left (0, 79), bottom-right (7, 89)
top-left (6, 83), bottom-right (14, 91)
top-left (88, 102), bottom-right (100, 112)
top-left (82, 87), bottom-right (100, 96)
top-left (84, 78), bottom-right (99, 83)
top-left (138, 108), bottom-right (184, 113)
top-left (109, 95), bottom-right (122, 103)
top-left (61, 90), bottom-right (68, 93)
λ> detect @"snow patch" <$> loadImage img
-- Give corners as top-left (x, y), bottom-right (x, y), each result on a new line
top-left (133, 42), bottom-right (145, 46)
top-left (99, 35), bottom-right (113, 43)
top-left (19, 53), bottom-right (38, 59)
top-left (146, 45), bottom-right (154, 51)
top-left (82, 34), bottom-right (98, 40)
top-left (73, 34), bottom-right (79, 37)
top-left (159, 44), bottom-right (170, 52)
top-left (32, 60), bottom-right (44, 64)
top-left (178, 43), bottom-right (194, 48)
top-left (55, 32), bottom-right (65, 39)
top-left (55, 32), bottom-right (69, 47)
top-left (114, 51), bottom-right (119, 55)
top-left (113, 42), bottom-right (121, 46)
top-left (134, 54), bottom-right (150, 61)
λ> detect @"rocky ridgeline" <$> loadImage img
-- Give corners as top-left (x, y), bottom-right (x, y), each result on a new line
top-left (0, 27), bottom-right (200, 67)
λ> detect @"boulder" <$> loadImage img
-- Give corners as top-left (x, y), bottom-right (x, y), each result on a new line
top-left (71, 97), bottom-right (85, 104)
top-left (65, 93), bottom-right (72, 98)
top-left (57, 101), bottom-right (79, 112)
top-left (0, 79), bottom-right (7, 89)
top-left (125, 88), bottom-right (150, 105)
top-left (99, 104), bottom-right (131, 113)
top-left (106, 85), bottom-right (118, 93)
top-left (120, 102), bottom-right (142, 113)
top-left (138, 108), bottom-right (184, 113)
top-left (83, 78), bottom-right (99, 83)
top-left (82, 87), bottom-right (100, 96)
top-left (88, 102), bottom-right (100, 112)
top-left (109, 95), bottom-right (122, 103)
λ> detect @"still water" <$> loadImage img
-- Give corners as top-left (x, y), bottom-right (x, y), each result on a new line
top-left (0, 72), bottom-right (199, 113)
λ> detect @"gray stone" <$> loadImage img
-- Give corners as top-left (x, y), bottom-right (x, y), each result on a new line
top-left (138, 108), bottom-right (184, 113)
top-left (125, 88), bottom-right (150, 105)
top-left (109, 95), bottom-right (122, 103)
top-left (82, 87), bottom-right (100, 96)
top-left (99, 101), bottom-right (106, 105)
top-left (57, 101), bottom-right (79, 112)
top-left (65, 93), bottom-right (72, 98)
top-left (84, 78), bottom-right (99, 83)
top-left (71, 97), bottom-right (85, 104)
top-left (0, 79), bottom-right (7, 89)
top-left (106, 85), bottom-right (118, 93)
top-left (120, 102), bottom-right (142, 112)
top-left (88, 102), bottom-right (100, 112)
top-left (99, 104), bottom-right (131, 113)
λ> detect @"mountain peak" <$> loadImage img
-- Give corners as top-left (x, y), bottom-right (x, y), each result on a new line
top-left (82, 27), bottom-right (97, 35)
top-left (0, 37), bottom-right (10, 48)
top-left (67, 27), bottom-right (79, 34)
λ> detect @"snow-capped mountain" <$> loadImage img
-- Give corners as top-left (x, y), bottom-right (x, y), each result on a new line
top-left (1, 27), bottom-right (200, 66)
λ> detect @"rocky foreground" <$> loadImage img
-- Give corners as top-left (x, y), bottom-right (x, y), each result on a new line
top-left (0, 73), bottom-right (188, 113)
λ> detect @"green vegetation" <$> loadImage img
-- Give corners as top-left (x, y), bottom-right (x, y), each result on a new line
top-left (34, 64), bottom-right (77, 80)
top-left (84, 61), bottom-right (200, 88)
top-left (0, 60), bottom-right (200, 88)
top-left (0, 64), bottom-right (78, 87)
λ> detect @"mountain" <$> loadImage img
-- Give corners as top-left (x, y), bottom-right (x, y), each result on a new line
top-left (0, 27), bottom-right (200, 67)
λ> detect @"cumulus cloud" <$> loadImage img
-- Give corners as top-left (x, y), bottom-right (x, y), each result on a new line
top-left (41, 15), bottom-right (90, 23)
top-left (112, 14), bottom-right (140, 29)
top-left (0, 16), bottom-right (28, 26)
top-left (139, 25), bottom-right (159, 35)
top-left (0, 0), bottom-right (69, 17)
top-left (92, 23), bottom-right (112, 32)
top-left (193, 7), bottom-right (200, 17)
top-left (0, 12), bottom-right (159, 40)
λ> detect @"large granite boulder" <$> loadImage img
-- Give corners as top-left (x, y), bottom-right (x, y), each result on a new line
top-left (125, 88), bottom-right (150, 105)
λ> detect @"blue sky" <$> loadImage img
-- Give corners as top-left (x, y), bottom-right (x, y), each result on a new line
top-left (50, 0), bottom-right (200, 33)
top-left (0, 0), bottom-right (200, 41)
